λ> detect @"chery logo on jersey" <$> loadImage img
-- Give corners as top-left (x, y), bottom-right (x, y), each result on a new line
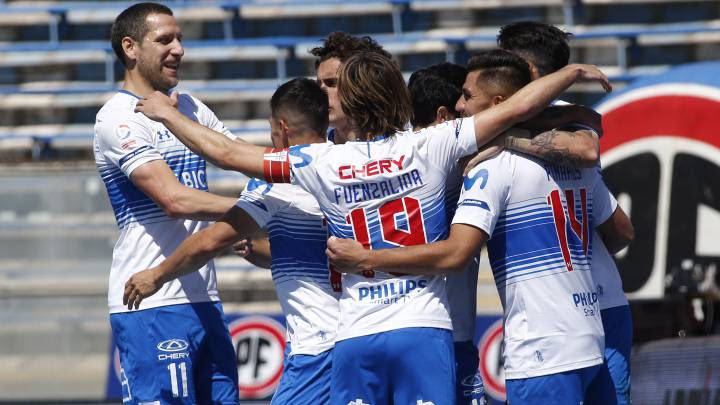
top-left (338, 155), bottom-right (406, 179)
top-left (157, 339), bottom-right (189, 352)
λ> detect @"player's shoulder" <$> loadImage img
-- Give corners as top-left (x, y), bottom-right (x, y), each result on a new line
top-left (414, 117), bottom-right (472, 138)
top-left (97, 92), bottom-right (136, 119)
top-left (95, 94), bottom-right (151, 139)
top-left (462, 151), bottom-right (512, 190)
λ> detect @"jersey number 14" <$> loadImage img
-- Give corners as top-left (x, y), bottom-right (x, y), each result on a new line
top-left (547, 188), bottom-right (590, 272)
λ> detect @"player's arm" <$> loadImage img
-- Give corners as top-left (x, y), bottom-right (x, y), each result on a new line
top-left (123, 206), bottom-right (262, 309)
top-left (471, 64), bottom-right (611, 148)
top-left (234, 237), bottom-right (272, 269)
top-left (130, 160), bottom-right (237, 220)
top-left (519, 104), bottom-right (602, 135)
top-left (596, 206), bottom-right (634, 254)
top-left (326, 223), bottom-right (487, 275)
top-left (504, 128), bottom-right (599, 168)
top-left (134, 91), bottom-right (269, 179)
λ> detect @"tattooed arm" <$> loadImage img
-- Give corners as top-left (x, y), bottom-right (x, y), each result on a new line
top-left (505, 128), bottom-right (599, 168)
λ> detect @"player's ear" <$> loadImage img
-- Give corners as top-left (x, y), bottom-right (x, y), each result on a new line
top-left (527, 61), bottom-right (542, 81)
top-left (492, 95), bottom-right (506, 106)
top-left (122, 36), bottom-right (138, 64)
top-left (435, 106), bottom-right (451, 124)
top-left (279, 119), bottom-right (291, 147)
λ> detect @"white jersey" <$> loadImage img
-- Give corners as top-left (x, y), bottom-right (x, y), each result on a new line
top-left (554, 98), bottom-right (628, 310)
top-left (453, 151), bottom-right (615, 379)
top-left (236, 178), bottom-right (339, 356)
top-left (444, 160), bottom-right (481, 342)
top-left (267, 117), bottom-right (478, 341)
top-left (94, 90), bottom-right (233, 314)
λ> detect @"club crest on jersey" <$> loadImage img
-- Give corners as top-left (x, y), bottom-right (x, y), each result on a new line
top-left (338, 155), bottom-right (406, 179)
top-left (116, 124), bottom-right (131, 140)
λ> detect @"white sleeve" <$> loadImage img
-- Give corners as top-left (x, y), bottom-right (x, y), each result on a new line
top-left (418, 117), bottom-right (478, 170)
top-left (94, 112), bottom-right (162, 177)
top-left (288, 142), bottom-right (330, 193)
top-left (185, 94), bottom-right (236, 140)
top-left (235, 178), bottom-right (288, 228)
top-left (451, 154), bottom-right (510, 237)
top-left (591, 169), bottom-right (618, 226)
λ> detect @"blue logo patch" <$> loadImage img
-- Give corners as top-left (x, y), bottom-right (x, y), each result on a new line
top-left (246, 178), bottom-right (272, 195)
top-left (289, 144), bottom-right (312, 168)
top-left (463, 168), bottom-right (489, 191)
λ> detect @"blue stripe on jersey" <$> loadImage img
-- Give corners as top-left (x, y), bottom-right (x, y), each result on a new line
top-left (100, 148), bottom-right (208, 229)
top-left (118, 145), bottom-right (153, 167)
top-left (488, 198), bottom-right (595, 285)
top-left (268, 213), bottom-right (329, 285)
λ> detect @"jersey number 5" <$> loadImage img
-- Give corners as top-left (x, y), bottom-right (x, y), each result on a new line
top-left (346, 196), bottom-right (427, 277)
top-left (547, 188), bottom-right (589, 272)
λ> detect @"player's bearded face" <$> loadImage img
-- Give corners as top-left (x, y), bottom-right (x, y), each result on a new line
top-left (316, 58), bottom-right (346, 127)
top-left (137, 14), bottom-right (184, 92)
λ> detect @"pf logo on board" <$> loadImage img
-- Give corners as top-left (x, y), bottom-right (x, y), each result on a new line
top-left (228, 316), bottom-right (286, 399)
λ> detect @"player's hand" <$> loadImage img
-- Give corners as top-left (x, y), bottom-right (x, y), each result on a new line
top-left (134, 91), bottom-right (179, 122)
top-left (123, 268), bottom-right (162, 310)
top-left (326, 236), bottom-right (370, 273)
top-left (565, 64), bottom-right (612, 93)
top-left (233, 239), bottom-right (252, 258)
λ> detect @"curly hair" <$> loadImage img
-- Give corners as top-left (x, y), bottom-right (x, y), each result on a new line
top-left (337, 52), bottom-right (411, 139)
top-left (310, 31), bottom-right (392, 69)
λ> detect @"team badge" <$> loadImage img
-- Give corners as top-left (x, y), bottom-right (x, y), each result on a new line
top-left (116, 124), bottom-right (131, 140)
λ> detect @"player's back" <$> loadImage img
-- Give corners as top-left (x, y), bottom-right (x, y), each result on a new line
top-left (286, 117), bottom-right (478, 340)
top-left (237, 178), bottom-right (339, 356)
top-left (465, 151), bottom-right (614, 379)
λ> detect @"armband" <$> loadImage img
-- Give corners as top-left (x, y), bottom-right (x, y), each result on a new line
top-left (263, 148), bottom-right (291, 183)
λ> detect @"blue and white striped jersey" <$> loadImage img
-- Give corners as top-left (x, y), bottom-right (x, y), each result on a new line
top-left (453, 150), bottom-right (616, 379)
top-left (94, 90), bottom-right (233, 313)
top-left (282, 117), bottom-right (478, 341)
top-left (236, 179), bottom-right (339, 355)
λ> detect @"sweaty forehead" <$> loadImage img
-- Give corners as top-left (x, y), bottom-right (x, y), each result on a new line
top-left (144, 13), bottom-right (180, 38)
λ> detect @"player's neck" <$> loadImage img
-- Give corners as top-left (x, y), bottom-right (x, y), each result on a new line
top-left (122, 70), bottom-right (166, 98)
top-left (289, 129), bottom-right (326, 146)
top-left (330, 121), bottom-right (359, 144)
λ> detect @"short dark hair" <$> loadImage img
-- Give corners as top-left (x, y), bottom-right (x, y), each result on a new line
top-left (310, 31), bottom-right (392, 69)
top-left (271, 78), bottom-right (329, 136)
top-left (111, 2), bottom-right (173, 67)
top-left (497, 21), bottom-right (572, 76)
top-left (408, 63), bottom-right (467, 128)
top-left (338, 52), bottom-right (411, 139)
top-left (466, 49), bottom-right (532, 95)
